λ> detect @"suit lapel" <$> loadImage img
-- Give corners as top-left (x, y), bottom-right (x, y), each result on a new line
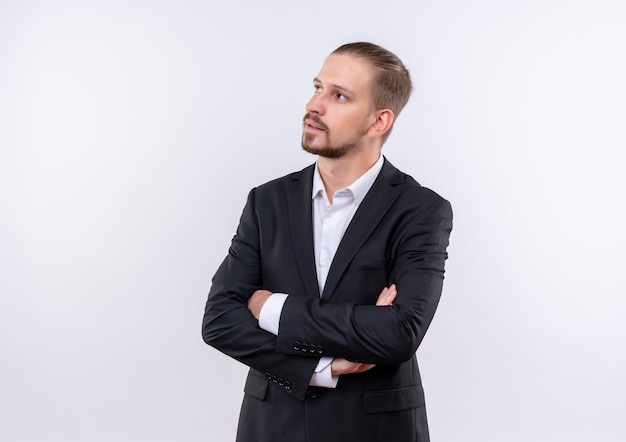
top-left (321, 159), bottom-right (404, 301)
top-left (286, 165), bottom-right (320, 298)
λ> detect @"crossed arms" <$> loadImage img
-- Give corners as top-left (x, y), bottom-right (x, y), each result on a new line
top-left (202, 185), bottom-right (453, 400)
top-left (247, 285), bottom-right (399, 377)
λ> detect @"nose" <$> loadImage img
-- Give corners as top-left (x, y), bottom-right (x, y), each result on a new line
top-left (306, 93), bottom-right (325, 115)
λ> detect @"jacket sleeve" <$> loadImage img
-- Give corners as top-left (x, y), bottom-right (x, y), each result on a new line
top-left (275, 198), bottom-right (453, 365)
top-left (202, 188), bottom-right (319, 401)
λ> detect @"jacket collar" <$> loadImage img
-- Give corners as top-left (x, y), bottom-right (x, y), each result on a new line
top-left (286, 158), bottom-right (405, 300)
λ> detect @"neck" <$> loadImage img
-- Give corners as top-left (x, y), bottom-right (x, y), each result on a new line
top-left (317, 146), bottom-right (381, 199)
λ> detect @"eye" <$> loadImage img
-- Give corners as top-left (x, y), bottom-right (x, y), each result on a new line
top-left (335, 93), bottom-right (347, 102)
top-left (313, 85), bottom-right (322, 94)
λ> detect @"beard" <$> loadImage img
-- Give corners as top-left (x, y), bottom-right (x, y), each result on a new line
top-left (301, 113), bottom-right (367, 159)
top-left (301, 134), bottom-right (359, 158)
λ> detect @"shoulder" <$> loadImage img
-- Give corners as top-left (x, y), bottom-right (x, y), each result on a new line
top-left (255, 164), bottom-right (315, 192)
top-left (244, 163), bottom-right (314, 207)
top-left (381, 158), bottom-right (451, 211)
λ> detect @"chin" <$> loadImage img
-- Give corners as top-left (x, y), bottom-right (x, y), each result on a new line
top-left (301, 143), bottom-right (322, 155)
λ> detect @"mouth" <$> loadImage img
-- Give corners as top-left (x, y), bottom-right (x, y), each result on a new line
top-left (304, 120), bottom-right (325, 132)
top-left (303, 113), bottom-right (327, 132)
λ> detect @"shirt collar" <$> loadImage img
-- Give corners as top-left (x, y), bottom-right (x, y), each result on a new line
top-left (312, 155), bottom-right (384, 205)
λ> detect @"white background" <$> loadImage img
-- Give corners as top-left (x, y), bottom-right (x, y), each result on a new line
top-left (1, 0), bottom-right (625, 441)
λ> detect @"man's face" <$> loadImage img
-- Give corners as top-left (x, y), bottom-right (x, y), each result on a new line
top-left (302, 53), bottom-right (376, 158)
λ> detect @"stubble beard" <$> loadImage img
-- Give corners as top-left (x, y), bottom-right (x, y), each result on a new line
top-left (301, 114), bottom-right (368, 159)
top-left (301, 132), bottom-right (359, 159)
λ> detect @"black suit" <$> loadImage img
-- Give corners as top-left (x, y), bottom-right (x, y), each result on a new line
top-left (202, 158), bottom-right (453, 442)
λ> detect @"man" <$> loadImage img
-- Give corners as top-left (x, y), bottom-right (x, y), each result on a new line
top-left (202, 42), bottom-right (453, 442)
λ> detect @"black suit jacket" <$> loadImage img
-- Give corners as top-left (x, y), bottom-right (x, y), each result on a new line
top-left (202, 158), bottom-right (453, 442)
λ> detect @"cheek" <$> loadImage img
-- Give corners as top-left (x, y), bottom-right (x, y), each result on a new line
top-left (332, 114), bottom-right (357, 133)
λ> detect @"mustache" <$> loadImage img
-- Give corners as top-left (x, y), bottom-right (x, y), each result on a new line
top-left (303, 113), bottom-right (329, 131)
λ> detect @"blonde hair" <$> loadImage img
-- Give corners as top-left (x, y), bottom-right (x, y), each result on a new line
top-left (332, 42), bottom-right (413, 142)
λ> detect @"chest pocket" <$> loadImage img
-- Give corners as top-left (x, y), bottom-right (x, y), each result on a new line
top-left (348, 257), bottom-right (389, 272)
top-left (336, 257), bottom-right (390, 304)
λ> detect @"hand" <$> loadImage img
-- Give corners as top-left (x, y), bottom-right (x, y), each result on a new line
top-left (328, 285), bottom-right (396, 377)
top-left (376, 283), bottom-right (397, 306)
top-left (247, 289), bottom-right (273, 320)
top-left (330, 358), bottom-right (376, 376)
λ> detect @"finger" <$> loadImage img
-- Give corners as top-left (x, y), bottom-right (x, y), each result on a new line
top-left (375, 287), bottom-right (389, 305)
top-left (357, 364), bottom-right (376, 373)
top-left (387, 284), bottom-right (397, 302)
top-left (376, 284), bottom-right (397, 306)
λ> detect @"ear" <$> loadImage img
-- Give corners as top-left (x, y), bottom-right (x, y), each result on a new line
top-left (367, 109), bottom-right (395, 138)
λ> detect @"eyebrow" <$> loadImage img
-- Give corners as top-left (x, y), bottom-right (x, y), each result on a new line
top-left (313, 77), bottom-right (355, 97)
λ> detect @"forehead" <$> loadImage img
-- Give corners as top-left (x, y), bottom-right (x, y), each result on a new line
top-left (315, 53), bottom-right (374, 94)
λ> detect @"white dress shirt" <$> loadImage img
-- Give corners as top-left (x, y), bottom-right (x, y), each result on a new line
top-left (258, 155), bottom-right (384, 387)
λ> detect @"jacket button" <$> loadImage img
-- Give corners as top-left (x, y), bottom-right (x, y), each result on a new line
top-left (301, 343), bottom-right (309, 352)
top-left (317, 345), bottom-right (324, 354)
top-left (284, 382), bottom-right (292, 390)
top-left (293, 341), bottom-right (301, 351)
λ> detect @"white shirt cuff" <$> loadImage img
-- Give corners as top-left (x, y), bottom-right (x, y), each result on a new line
top-left (309, 357), bottom-right (339, 388)
top-left (258, 292), bottom-right (288, 335)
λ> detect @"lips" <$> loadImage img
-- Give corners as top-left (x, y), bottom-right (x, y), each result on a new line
top-left (303, 113), bottom-right (328, 132)
top-left (305, 120), bottom-right (325, 131)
